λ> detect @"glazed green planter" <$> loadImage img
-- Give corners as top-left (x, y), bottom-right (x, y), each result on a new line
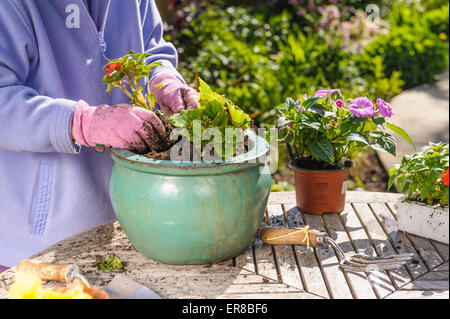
top-left (109, 132), bottom-right (271, 264)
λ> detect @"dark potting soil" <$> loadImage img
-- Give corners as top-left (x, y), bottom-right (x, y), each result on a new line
top-left (137, 114), bottom-right (250, 161)
top-left (141, 138), bottom-right (250, 161)
top-left (292, 156), bottom-right (353, 171)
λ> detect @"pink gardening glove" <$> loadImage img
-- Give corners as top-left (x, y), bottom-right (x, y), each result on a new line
top-left (150, 74), bottom-right (199, 116)
top-left (72, 100), bottom-right (167, 153)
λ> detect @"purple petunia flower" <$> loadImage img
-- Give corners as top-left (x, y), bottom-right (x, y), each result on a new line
top-left (335, 99), bottom-right (345, 107)
top-left (348, 97), bottom-right (375, 118)
top-left (376, 98), bottom-right (394, 118)
top-left (314, 89), bottom-right (341, 97)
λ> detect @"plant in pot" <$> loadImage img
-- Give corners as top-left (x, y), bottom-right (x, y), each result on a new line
top-left (102, 51), bottom-right (272, 264)
top-left (388, 142), bottom-right (449, 244)
top-left (274, 89), bottom-right (414, 215)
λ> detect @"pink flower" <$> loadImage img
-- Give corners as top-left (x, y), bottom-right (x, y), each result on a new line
top-left (336, 99), bottom-right (345, 107)
top-left (348, 97), bottom-right (375, 118)
top-left (325, 124), bottom-right (331, 130)
top-left (376, 98), bottom-right (394, 118)
top-left (314, 89), bottom-right (341, 98)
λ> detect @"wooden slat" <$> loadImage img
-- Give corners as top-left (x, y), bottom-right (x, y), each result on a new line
top-left (268, 191), bottom-right (402, 205)
top-left (217, 292), bottom-right (324, 299)
top-left (403, 233), bottom-right (444, 271)
top-left (386, 202), bottom-right (445, 270)
top-left (321, 213), bottom-right (378, 299)
top-left (339, 204), bottom-right (395, 298)
top-left (235, 244), bottom-right (256, 273)
top-left (433, 262), bottom-right (449, 272)
top-left (386, 290), bottom-right (449, 299)
top-left (430, 240), bottom-right (450, 262)
top-left (400, 280), bottom-right (449, 291)
top-left (283, 204), bottom-right (330, 299)
top-left (252, 212), bottom-right (279, 281)
top-left (352, 203), bottom-right (412, 289)
top-left (416, 270), bottom-right (449, 281)
top-left (266, 204), bottom-right (304, 290)
top-left (301, 212), bottom-right (353, 299)
top-left (369, 202), bottom-right (428, 279)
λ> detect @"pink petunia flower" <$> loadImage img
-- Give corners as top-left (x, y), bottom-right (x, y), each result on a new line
top-left (335, 99), bottom-right (345, 107)
top-left (348, 97), bottom-right (375, 118)
top-left (376, 98), bottom-right (394, 118)
top-left (314, 89), bottom-right (341, 97)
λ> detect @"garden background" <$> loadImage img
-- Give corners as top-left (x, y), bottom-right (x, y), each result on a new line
top-left (155, 0), bottom-right (449, 192)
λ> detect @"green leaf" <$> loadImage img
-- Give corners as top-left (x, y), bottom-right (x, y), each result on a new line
top-left (388, 174), bottom-right (397, 190)
top-left (275, 117), bottom-right (291, 129)
top-left (168, 111), bottom-right (189, 127)
top-left (302, 121), bottom-right (321, 130)
top-left (204, 100), bottom-right (223, 119)
top-left (386, 122), bottom-right (416, 150)
top-left (372, 117), bottom-right (386, 126)
top-left (369, 132), bottom-right (397, 156)
top-left (285, 98), bottom-right (296, 110)
top-left (227, 103), bottom-right (251, 127)
top-left (338, 131), bottom-right (370, 145)
top-left (302, 97), bottom-right (321, 109)
top-left (308, 136), bottom-right (334, 163)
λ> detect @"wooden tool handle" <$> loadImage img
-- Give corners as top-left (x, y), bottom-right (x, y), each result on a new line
top-left (261, 227), bottom-right (325, 247)
top-left (17, 259), bottom-right (79, 283)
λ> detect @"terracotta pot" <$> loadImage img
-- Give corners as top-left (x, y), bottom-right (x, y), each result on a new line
top-left (290, 163), bottom-right (350, 215)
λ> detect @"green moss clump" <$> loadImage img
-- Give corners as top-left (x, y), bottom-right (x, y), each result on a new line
top-left (94, 255), bottom-right (123, 271)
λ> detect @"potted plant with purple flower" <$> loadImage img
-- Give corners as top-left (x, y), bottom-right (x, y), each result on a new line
top-left (275, 89), bottom-right (414, 215)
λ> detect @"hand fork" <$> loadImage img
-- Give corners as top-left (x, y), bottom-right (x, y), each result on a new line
top-left (261, 227), bottom-right (414, 272)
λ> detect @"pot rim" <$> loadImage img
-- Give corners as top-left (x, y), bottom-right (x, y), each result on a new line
top-left (398, 195), bottom-right (450, 211)
top-left (289, 161), bottom-right (351, 173)
top-left (110, 130), bottom-right (269, 169)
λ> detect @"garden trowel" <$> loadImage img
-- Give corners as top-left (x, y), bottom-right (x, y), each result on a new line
top-left (15, 259), bottom-right (161, 299)
top-left (104, 274), bottom-right (161, 299)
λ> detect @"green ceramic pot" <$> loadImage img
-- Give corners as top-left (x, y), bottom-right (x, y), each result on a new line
top-left (109, 131), bottom-right (271, 264)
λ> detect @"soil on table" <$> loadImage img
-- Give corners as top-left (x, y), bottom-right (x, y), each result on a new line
top-left (274, 152), bottom-right (394, 192)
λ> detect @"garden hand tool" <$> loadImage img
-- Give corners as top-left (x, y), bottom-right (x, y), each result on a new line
top-left (16, 259), bottom-right (161, 299)
top-left (261, 227), bottom-right (415, 272)
top-left (151, 73), bottom-right (199, 116)
top-left (72, 100), bottom-right (168, 153)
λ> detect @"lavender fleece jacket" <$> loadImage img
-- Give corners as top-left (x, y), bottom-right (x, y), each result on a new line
top-left (0, 0), bottom-right (183, 266)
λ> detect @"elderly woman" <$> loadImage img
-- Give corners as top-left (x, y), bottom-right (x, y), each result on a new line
top-left (0, 0), bottom-right (197, 271)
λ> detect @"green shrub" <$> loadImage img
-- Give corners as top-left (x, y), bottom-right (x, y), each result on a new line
top-left (389, 2), bottom-right (449, 37)
top-left (363, 24), bottom-right (449, 89)
top-left (175, 5), bottom-right (403, 124)
top-left (424, 4), bottom-right (449, 37)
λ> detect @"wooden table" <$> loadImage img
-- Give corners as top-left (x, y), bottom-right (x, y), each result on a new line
top-left (1, 191), bottom-right (448, 299)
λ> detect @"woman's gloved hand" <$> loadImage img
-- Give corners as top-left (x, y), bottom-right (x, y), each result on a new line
top-left (72, 100), bottom-right (167, 153)
top-left (151, 74), bottom-right (199, 116)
